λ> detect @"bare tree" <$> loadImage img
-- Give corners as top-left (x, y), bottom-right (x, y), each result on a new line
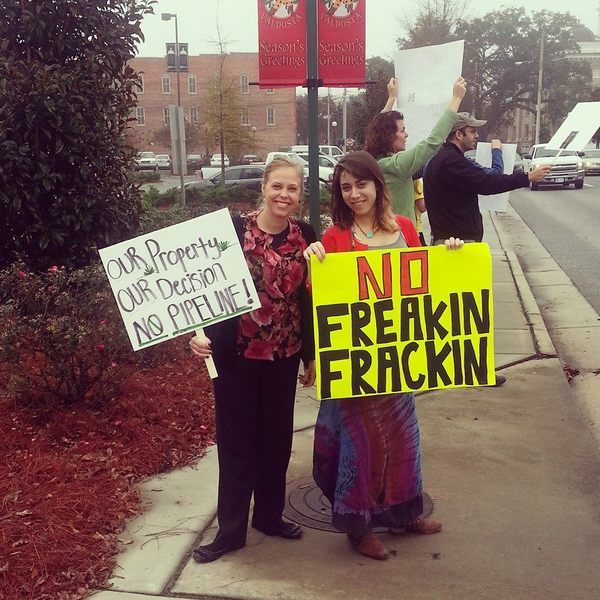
top-left (201, 0), bottom-right (256, 182)
top-left (397, 0), bottom-right (470, 49)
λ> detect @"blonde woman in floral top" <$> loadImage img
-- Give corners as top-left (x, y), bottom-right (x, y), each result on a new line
top-left (189, 156), bottom-right (317, 563)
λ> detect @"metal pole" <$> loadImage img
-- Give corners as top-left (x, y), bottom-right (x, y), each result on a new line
top-left (534, 24), bottom-right (544, 146)
top-left (175, 17), bottom-right (181, 107)
top-left (327, 88), bottom-right (331, 146)
top-left (306, 0), bottom-right (320, 235)
top-left (342, 87), bottom-right (347, 153)
top-left (175, 15), bottom-right (185, 207)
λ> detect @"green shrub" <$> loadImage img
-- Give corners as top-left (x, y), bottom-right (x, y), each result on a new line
top-left (0, 0), bottom-right (154, 272)
top-left (130, 170), bottom-right (161, 184)
top-left (0, 262), bottom-right (133, 406)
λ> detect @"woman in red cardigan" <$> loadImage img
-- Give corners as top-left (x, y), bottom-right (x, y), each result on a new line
top-left (304, 151), bottom-right (462, 560)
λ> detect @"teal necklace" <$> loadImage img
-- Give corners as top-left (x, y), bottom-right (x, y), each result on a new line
top-left (353, 219), bottom-right (375, 239)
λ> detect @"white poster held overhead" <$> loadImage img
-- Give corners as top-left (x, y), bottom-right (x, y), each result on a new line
top-left (394, 40), bottom-right (464, 149)
top-left (475, 142), bottom-right (518, 212)
top-left (98, 208), bottom-right (259, 352)
top-left (545, 102), bottom-right (600, 152)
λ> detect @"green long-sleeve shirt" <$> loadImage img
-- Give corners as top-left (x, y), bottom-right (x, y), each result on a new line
top-left (377, 108), bottom-right (457, 225)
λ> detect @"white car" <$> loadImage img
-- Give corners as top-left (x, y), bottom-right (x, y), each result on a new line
top-left (522, 144), bottom-right (585, 190)
top-left (135, 151), bottom-right (158, 172)
top-left (155, 154), bottom-right (171, 170)
top-left (318, 145), bottom-right (344, 160)
top-left (210, 153), bottom-right (230, 167)
top-left (265, 151), bottom-right (334, 186)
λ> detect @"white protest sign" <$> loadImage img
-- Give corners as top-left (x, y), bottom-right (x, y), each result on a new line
top-left (98, 208), bottom-right (259, 351)
top-left (545, 102), bottom-right (600, 152)
top-left (394, 40), bottom-right (464, 149)
top-left (475, 142), bottom-right (518, 212)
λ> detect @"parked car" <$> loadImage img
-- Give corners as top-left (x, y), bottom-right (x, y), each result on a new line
top-left (210, 153), bottom-right (230, 167)
top-left (522, 144), bottom-right (585, 190)
top-left (318, 145), bottom-right (344, 159)
top-left (135, 151), bottom-right (158, 172)
top-left (155, 154), bottom-right (171, 170)
top-left (265, 151), bottom-right (334, 186)
top-left (240, 154), bottom-right (260, 164)
top-left (182, 164), bottom-right (266, 193)
top-left (287, 144), bottom-right (344, 160)
top-left (582, 149), bottom-right (600, 175)
top-left (295, 152), bottom-right (338, 169)
top-left (186, 154), bottom-right (203, 171)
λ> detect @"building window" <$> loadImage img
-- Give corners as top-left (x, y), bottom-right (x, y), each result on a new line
top-left (524, 123), bottom-right (530, 140)
top-left (162, 75), bottom-right (170, 94)
top-left (189, 106), bottom-right (198, 125)
top-left (240, 108), bottom-right (249, 126)
top-left (136, 74), bottom-right (144, 94)
top-left (136, 107), bottom-right (145, 126)
top-left (265, 88), bottom-right (274, 94)
top-left (240, 74), bottom-right (249, 95)
top-left (188, 75), bottom-right (197, 94)
top-left (267, 106), bottom-right (275, 126)
top-left (163, 107), bottom-right (170, 127)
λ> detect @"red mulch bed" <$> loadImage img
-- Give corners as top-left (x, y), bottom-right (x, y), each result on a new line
top-left (0, 342), bottom-right (215, 599)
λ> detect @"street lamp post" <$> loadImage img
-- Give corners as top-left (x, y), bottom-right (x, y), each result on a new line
top-left (534, 24), bottom-right (545, 145)
top-left (162, 12), bottom-right (185, 207)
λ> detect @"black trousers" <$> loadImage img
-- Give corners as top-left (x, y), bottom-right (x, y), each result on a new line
top-left (211, 352), bottom-right (301, 546)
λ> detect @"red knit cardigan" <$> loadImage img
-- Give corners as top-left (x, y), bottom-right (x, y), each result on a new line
top-left (321, 215), bottom-right (421, 252)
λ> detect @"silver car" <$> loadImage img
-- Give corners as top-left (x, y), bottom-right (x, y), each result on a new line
top-left (135, 151), bottom-right (158, 172)
top-left (155, 154), bottom-right (171, 170)
top-left (583, 149), bottom-right (600, 175)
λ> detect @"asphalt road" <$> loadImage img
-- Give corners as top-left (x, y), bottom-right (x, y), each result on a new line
top-left (510, 175), bottom-right (600, 314)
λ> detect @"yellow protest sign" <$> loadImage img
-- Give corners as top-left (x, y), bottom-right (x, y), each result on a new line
top-left (310, 243), bottom-right (495, 400)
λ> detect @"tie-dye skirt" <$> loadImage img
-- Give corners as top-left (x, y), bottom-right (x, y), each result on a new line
top-left (313, 392), bottom-right (423, 538)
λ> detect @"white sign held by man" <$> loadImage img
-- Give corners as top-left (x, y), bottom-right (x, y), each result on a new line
top-left (98, 208), bottom-right (259, 352)
top-left (476, 142), bottom-right (518, 212)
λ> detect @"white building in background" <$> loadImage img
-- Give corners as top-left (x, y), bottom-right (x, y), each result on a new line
top-left (502, 6), bottom-right (600, 152)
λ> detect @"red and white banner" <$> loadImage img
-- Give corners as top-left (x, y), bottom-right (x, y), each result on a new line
top-left (318, 0), bottom-right (366, 87)
top-left (258, 0), bottom-right (307, 88)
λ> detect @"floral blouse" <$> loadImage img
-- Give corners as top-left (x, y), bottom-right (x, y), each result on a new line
top-left (236, 212), bottom-right (310, 361)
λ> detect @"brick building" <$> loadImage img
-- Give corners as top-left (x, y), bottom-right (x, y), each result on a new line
top-left (127, 52), bottom-right (297, 160)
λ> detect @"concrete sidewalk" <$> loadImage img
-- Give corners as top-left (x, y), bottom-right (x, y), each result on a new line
top-left (91, 213), bottom-right (600, 600)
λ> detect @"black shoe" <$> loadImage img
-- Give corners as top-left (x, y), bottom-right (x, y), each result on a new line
top-left (192, 540), bottom-right (245, 563)
top-left (492, 374), bottom-right (506, 387)
top-left (252, 519), bottom-right (303, 539)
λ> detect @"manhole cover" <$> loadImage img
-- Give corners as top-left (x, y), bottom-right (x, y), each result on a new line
top-left (283, 476), bottom-right (433, 533)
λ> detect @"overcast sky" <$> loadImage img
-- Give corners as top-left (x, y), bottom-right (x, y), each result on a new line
top-left (137, 0), bottom-right (599, 60)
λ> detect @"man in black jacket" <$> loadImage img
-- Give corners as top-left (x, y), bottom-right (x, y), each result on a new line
top-left (424, 113), bottom-right (550, 244)
top-left (423, 113), bottom-right (550, 387)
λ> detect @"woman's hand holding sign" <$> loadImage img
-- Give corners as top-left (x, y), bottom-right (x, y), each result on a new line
top-left (303, 241), bottom-right (327, 262)
top-left (444, 237), bottom-right (465, 250)
top-left (189, 333), bottom-right (212, 358)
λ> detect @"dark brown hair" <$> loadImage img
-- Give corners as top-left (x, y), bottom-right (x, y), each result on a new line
top-left (363, 110), bottom-right (404, 159)
top-left (330, 151), bottom-right (398, 233)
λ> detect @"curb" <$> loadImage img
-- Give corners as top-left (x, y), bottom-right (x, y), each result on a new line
top-left (490, 211), bottom-right (557, 359)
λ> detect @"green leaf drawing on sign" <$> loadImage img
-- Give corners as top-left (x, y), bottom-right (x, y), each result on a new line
top-left (219, 240), bottom-right (236, 252)
top-left (143, 266), bottom-right (156, 276)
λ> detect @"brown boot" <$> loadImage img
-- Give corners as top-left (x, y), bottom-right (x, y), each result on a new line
top-left (403, 518), bottom-right (442, 535)
top-left (349, 532), bottom-right (389, 560)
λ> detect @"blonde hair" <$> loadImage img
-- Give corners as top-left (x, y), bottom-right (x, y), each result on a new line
top-left (263, 155), bottom-right (305, 199)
